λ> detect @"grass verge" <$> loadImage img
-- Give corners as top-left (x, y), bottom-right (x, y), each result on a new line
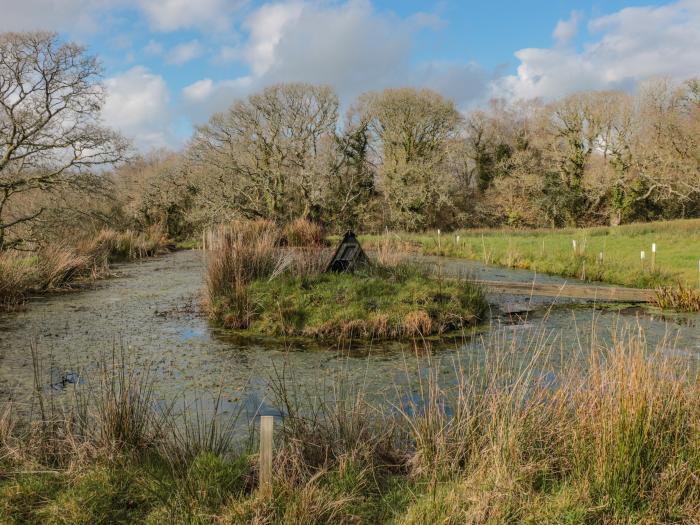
top-left (363, 218), bottom-right (700, 290)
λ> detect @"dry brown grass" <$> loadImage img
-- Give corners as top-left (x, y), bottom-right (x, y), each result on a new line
top-left (77, 225), bottom-right (168, 264)
top-left (205, 220), bottom-right (283, 328)
top-left (0, 251), bottom-right (35, 309)
top-left (0, 226), bottom-right (168, 311)
top-left (390, 328), bottom-right (700, 521)
top-left (36, 245), bottom-right (92, 289)
top-left (1, 327), bottom-right (699, 523)
top-left (283, 219), bottom-right (325, 247)
top-left (655, 282), bottom-right (700, 312)
top-left (204, 220), bottom-right (336, 329)
top-left (372, 234), bottom-right (410, 268)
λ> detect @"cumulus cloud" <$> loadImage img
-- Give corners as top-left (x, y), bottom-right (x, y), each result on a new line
top-left (166, 40), bottom-right (204, 65)
top-left (553, 11), bottom-right (582, 45)
top-left (498, 0), bottom-right (700, 100)
top-left (0, 0), bottom-right (245, 34)
top-left (102, 66), bottom-right (175, 150)
top-left (182, 0), bottom-right (488, 123)
top-left (136, 0), bottom-right (245, 31)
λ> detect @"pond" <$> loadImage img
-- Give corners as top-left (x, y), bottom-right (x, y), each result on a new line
top-left (1, 250), bottom-right (699, 418)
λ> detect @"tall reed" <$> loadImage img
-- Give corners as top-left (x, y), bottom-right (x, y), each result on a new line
top-left (205, 220), bottom-right (283, 328)
top-left (2, 325), bottom-right (698, 523)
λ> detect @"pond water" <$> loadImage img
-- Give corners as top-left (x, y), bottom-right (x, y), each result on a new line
top-left (1, 250), bottom-right (699, 418)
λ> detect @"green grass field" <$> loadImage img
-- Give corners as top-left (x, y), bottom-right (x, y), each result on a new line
top-left (364, 219), bottom-right (700, 290)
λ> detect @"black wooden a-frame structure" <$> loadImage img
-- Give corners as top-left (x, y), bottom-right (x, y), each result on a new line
top-left (325, 232), bottom-right (370, 272)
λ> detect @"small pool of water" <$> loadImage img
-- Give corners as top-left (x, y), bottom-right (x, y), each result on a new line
top-left (1, 250), bottom-right (698, 415)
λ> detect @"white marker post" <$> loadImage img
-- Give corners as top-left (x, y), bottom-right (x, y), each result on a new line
top-left (437, 229), bottom-right (441, 255)
top-left (598, 252), bottom-right (604, 266)
top-left (651, 243), bottom-right (656, 272)
top-left (572, 239), bottom-right (577, 256)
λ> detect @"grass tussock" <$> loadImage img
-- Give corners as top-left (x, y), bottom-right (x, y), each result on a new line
top-left (2, 329), bottom-right (699, 523)
top-left (655, 282), bottom-right (700, 312)
top-left (205, 221), bottom-right (487, 339)
top-left (77, 225), bottom-right (168, 263)
top-left (0, 226), bottom-right (168, 311)
top-left (0, 251), bottom-right (35, 309)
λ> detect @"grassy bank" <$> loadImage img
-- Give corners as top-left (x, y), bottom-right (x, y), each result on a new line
top-left (239, 267), bottom-right (485, 339)
top-left (205, 220), bottom-right (487, 340)
top-left (1, 328), bottom-right (699, 524)
top-left (364, 218), bottom-right (700, 290)
top-left (0, 226), bottom-right (168, 311)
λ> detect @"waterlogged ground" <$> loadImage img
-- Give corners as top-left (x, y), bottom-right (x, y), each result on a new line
top-left (1, 250), bottom-right (699, 418)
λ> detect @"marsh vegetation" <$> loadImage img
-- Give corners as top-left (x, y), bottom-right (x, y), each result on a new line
top-left (1, 328), bottom-right (699, 524)
top-left (2, 30), bottom-right (700, 524)
top-left (204, 221), bottom-right (487, 340)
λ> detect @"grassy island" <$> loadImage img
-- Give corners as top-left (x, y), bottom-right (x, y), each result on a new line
top-left (205, 220), bottom-right (487, 340)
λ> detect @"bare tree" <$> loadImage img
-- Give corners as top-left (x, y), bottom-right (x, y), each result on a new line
top-left (358, 88), bottom-right (463, 230)
top-left (633, 78), bottom-right (700, 216)
top-left (0, 32), bottom-right (128, 249)
top-left (189, 83), bottom-right (338, 224)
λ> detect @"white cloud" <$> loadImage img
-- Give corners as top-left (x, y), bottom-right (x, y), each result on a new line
top-left (102, 66), bottom-right (175, 150)
top-left (166, 40), bottom-right (204, 65)
top-left (0, 0), bottom-right (245, 33)
top-left (136, 0), bottom-right (245, 32)
top-left (243, 1), bottom-right (305, 75)
top-left (553, 11), bottom-right (582, 45)
top-left (499, 0), bottom-right (700, 100)
top-left (183, 0), bottom-right (488, 123)
top-left (0, 0), bottom-right (110, 32)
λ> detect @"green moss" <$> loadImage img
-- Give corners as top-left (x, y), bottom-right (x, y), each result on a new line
top-left (174, 238), bottom-right (199, 250)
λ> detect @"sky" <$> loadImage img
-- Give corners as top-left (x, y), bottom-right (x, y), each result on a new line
top-left (2, 0), bottom-right (699, 151)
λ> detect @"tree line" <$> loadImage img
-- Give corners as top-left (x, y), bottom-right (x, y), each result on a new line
top-left (125, 78), bottom-right (700, 238)
top-left (2, 32), bottom-right (699, 249)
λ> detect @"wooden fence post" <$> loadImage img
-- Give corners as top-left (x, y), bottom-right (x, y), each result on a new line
top-left (259, 415), bottom-right (274, 497)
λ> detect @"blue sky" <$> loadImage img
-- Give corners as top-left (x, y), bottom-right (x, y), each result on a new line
top-left (2, 0), bottom-right (698, 150)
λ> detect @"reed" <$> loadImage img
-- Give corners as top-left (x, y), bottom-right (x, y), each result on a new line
top-left (0, 226), bottom-right (169, 311)
top-left (282, 219), bottom-right (325, 247)
top-left (654, 282), bottom-right (700, 312)
top-left (1, 326), bottom-right (698, 523)
top-left (204, 220), bottom-right (283, 328)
